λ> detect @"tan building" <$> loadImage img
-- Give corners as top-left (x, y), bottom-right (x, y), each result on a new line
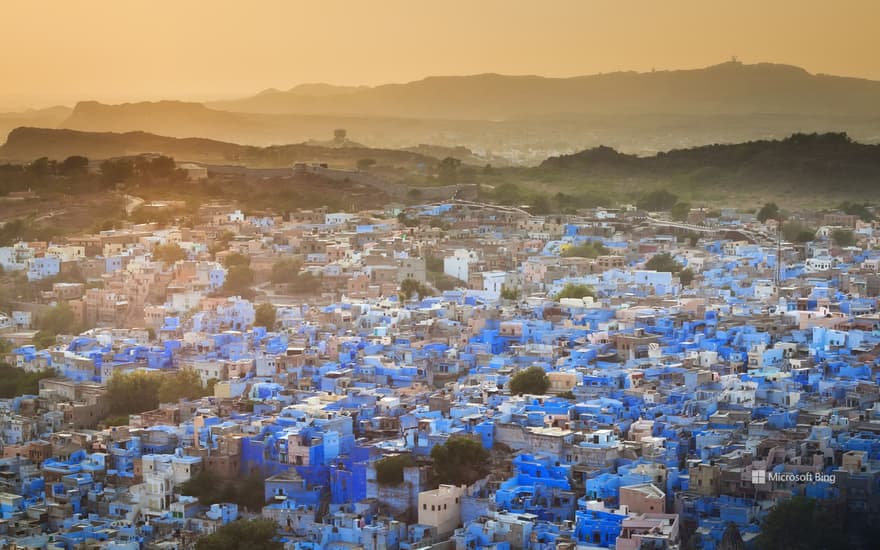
top-left (619, 483), bottom-right (666, 514)
top-left (418, 484), bottom-right (466, 536)
top-left (690, 463), bottom-right (722, 496)
top-left (547, 371), bottom-right (578, 394)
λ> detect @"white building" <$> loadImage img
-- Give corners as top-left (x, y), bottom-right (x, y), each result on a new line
top-left (444, 249), bottom-right (478, 283)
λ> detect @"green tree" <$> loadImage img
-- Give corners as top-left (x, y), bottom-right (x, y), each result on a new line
top-left (0, 365), bottom-right (58, 398)
top-left (59, 155), bottom-right (89, 176)
top-left (36, 302), bottom-right (77, 335)
top-left (529, 194), bottom-right (552, 214)
top-left (637, 189), bottom-right (678, 211)
top-left (148, 155), bottom-right (176, 178)
top-left (718, 522), bottom-right (745, 550)
top-left (270, 259), bottom-right (302, 285)
top-left (757, 202), bottom-right (781, 222)
top-left (500, 285), bottom-right (520, 300)
top-left (400, 278), bottom-right (431, 300)
top-left (555, 283), bottom-right (596, 300)
top-left (838, 201), bottom-right (874, 222)
top-left (157, 368), bottom-right (206, 404)
top-left (222, 252), bottom-right (251, 268)
top-left (33, 331), bottom-right (58, 350)
top-left (28, 157), bottom-right (55, 178)
top-left (286, 273), bottom-right (322, 294)
top-left (756, 497), bottom-right (846, 550)
top-left (222, 265), bottom-right (255, 297)
top-left (671, 202), bottom-right (692, 222)
top-left (494, 182), bottom-right (524, 205)
top-left (153, 243), bottom-right (187, 264)
top-left (254, 303), bottom-right (277, 329)
top-left (645, 252), bottom-right (682, 273)
top-left (782, 221), bottom-right (815, 243)
top-left (100, 158), bottom-right (135, 185)
top-left (679, 267), bottom-right (695, 286)
top-left (105, 370), bottom-right (164, 416)
top-left (832, 229), bottom-right (856, 247)
top-left (357, 158), bottom-right (377, 171)
top-left (195, 518), bottom-right (282, 550)
top-left (561, 242), bottom-right (608, 258)
top-left (375, 454), bottom-right (416, 485)
top-left (431, 437), bottom-right (490, 486)
top-left (508, 365), bottom-right (550, 395)
top-left (437, 157), bottom-right (461, 183)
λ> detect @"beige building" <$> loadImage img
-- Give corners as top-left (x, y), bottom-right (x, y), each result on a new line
top-left (619, 483), bottom-right (666, 514)
top-left (418, 484), bottom-right (466, 536)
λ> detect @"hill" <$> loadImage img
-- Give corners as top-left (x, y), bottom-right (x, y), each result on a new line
top-left (529, 132), bottom-right (880, 203)
top-left (0, 105), bottom-right (71, 141)
top-left (0, 127), bottom-right (439, 170)
top-left (211, 62), bottom-right (880, 120)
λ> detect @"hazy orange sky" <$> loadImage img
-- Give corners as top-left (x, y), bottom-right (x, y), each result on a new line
top-left (3, 0), bottom-right (879, 109)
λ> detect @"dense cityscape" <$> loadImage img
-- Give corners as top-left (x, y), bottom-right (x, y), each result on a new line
top-left (0, 167), bottom-right (878, 548)
top-left (4, 2), bottom-right (880, 548)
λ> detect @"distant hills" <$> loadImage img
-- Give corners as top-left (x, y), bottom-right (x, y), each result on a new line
top-left (211, 62), bottom-right (880, 119)
top-left (535, 132), bottom-right (880, 197)
top-left (0, 127), bottom-right (438, 170)
top-left (0, 106), bottom-right (71, 144)
top-left (3, 62), bottom-right (880, 161)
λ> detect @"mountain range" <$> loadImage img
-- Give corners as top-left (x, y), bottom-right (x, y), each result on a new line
top-left (209, 61), bottom-right (880, 119)
top-left (2, 62), bottom-right (880, 161)
top-left (0, 126), bottom-right (438, 170)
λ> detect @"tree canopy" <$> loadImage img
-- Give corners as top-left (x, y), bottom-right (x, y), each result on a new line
top-left (637, 189), bottom-right (678, 211)
top-left (832, 229), bottom-right (856, 247)
top-left (671, 201), bottom-right (692, 222)
top-left (375, 454), bottom-right (416, 485)
top-left (270, 258), bottom-right (303, 285)
top-left (182, 469), bottom-right (267, 513)
top-left (645, 252), bottom-right (683, 273)
top-left (756, 497), bottom-right (849, 550)
top-left (153, 242), bottom-right (187, 264)
top-left (106, 368), bottom-right (211, 419)
top-left (36, 302), bottom-right (77, 336)
top-left (195, 518), bottom-right (281, 550)
top-left (508, 365), bottom-right (550, 395)
top-left (554, 283), bottom-right (596, 301)
top-left (106, 370), bottom-right (164, 417)
top-left (560, 241), bottom-right (608, 258)
top-left (757, 202), bottom-right (781, 222)
top-left (0, 364), bottom-right (57, 398)
top-left (255, 303), bottom-right (277, 329)
top-left (222, 265), bottom-right (255, 298)
top-left (430, 437), bottom-right (490, 486)
top-left (157, 368), bottom-right (209, 404)
top-left (400, 278), bottom-right (432, 300)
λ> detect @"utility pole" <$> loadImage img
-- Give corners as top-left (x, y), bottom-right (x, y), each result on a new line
top-left (776, 219), bottom-right (783, 292)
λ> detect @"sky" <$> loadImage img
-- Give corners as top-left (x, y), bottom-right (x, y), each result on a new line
top-left (3, 0), bottom-right (880, 110)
